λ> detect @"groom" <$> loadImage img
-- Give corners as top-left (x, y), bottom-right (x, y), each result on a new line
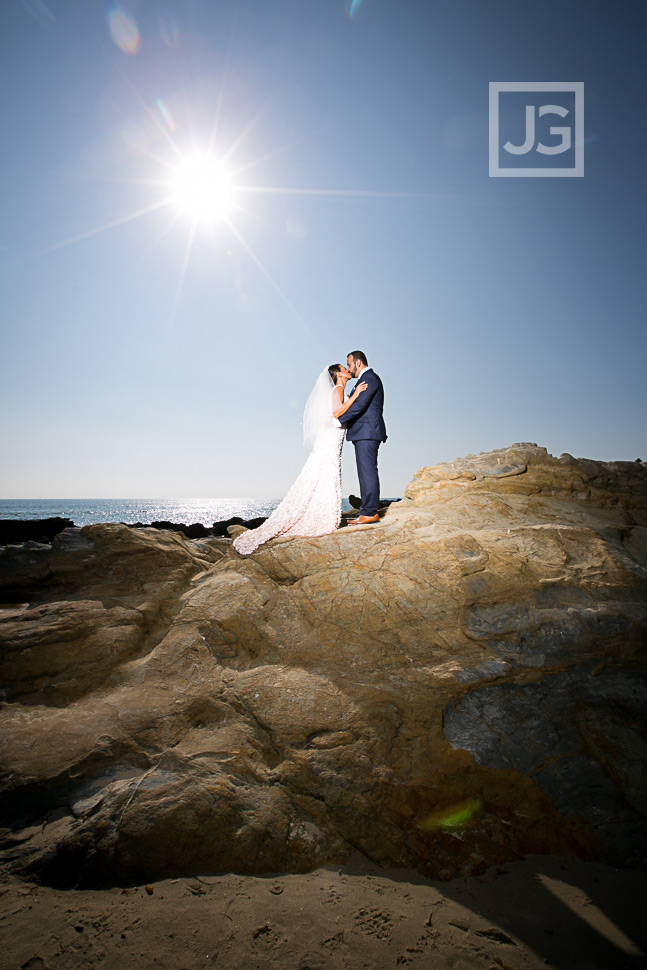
top-left (341, 350), bottom-right (387, 525)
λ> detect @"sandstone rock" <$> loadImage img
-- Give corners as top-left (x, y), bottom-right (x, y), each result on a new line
top-left (0, 445), bottom-right (645, 887)
top-left (0, 525), bottom-right (227, 701)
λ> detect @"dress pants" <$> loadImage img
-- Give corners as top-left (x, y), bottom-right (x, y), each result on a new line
top-left (352, 439), bottom-right (381, 516)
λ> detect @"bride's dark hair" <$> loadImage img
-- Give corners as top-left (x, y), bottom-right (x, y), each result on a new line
top-left (328, 364), bottom-right (342, 384)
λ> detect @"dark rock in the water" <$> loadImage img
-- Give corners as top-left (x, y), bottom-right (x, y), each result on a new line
top-left (149, 520), bottom-right (211, 539)
top-left (211, 515), bottom-right (267, 537)
top-left (127, 516), bottom-right (269, 539)
top-left (0, 517), bottom-right (74, 546)
top-left (0, 444), bottom-right (645, 888)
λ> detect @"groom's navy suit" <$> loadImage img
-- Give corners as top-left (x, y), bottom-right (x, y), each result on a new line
top-left (341, 367), bottom-right (387, 517)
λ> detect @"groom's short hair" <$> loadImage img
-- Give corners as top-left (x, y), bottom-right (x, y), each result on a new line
top-left (348, 350), bottom-right (368, 366)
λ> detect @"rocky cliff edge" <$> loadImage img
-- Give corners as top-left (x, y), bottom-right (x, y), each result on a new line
top-left (1, 444), bottom-right (646, 886)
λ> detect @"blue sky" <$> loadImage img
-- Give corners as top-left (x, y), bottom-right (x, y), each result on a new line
top-left (1, 0), bottom-right (645, 498)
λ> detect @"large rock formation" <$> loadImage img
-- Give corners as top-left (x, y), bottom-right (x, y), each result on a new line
top-left (1, 444), bottom-right (645, 887)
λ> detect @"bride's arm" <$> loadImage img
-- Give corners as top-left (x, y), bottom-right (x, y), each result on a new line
top-left (332, 381), bottom-right (368, 419)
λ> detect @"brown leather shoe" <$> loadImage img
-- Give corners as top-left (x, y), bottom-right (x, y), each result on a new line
top-left (348, 514), bottom-right (380, 525)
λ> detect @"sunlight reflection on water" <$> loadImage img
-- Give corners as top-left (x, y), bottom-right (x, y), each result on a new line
top-left (0, 499), bottom-right (281, 527)
top-left (0, 497), bottom-right (397, 526)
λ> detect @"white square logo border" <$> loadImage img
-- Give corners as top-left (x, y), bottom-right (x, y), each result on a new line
top-left (489, 82), bottom-right (584, 178)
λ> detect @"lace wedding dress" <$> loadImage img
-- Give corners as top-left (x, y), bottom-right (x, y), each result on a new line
top-left (233, 380), bottom-right (345, 556)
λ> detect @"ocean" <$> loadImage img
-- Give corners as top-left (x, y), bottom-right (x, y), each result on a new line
top-left (0, 497), bottom-right (358, 527)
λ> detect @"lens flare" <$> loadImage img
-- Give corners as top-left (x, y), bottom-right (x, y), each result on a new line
top-left (160, 13), bottom-right (180, 49)
top-left (419, 798), bottom-right (482, 832)
top-left (156, 98), bottom-right (175, 132)
top-left (107, 7), bottom-right (141, 55)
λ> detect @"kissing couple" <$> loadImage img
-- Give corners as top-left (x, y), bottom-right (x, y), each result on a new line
top-left (233, 350), bottom-right (387, 555)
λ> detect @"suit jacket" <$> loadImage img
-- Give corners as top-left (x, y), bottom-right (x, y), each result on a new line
top-left (342, 368), bottom-right (387, 442)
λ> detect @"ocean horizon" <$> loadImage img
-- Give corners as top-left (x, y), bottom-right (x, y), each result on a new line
top-left (0, 497), bottom-right (382, 527)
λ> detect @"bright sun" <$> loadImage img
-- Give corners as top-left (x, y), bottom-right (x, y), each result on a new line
top-left (170, 153), bottom-right (234, 224)
top-left (44, 82), bottom-right (422, 329)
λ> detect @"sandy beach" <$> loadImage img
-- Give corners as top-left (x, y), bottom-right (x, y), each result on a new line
top-left (2, 855), bottom-right (645, 970)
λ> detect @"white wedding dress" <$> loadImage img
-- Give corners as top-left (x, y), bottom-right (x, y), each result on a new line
top-left (233, 383), bottom-right (346, 556)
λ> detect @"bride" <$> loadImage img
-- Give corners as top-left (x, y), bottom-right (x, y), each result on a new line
top-left (232, 364), bottom-right (367, 555)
